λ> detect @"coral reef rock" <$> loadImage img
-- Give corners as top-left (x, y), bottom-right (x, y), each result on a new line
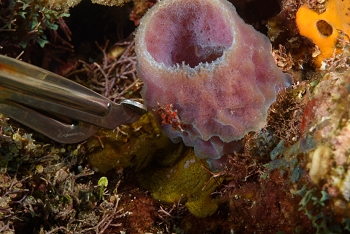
top-left (301, 69), bottom-right (350, 218)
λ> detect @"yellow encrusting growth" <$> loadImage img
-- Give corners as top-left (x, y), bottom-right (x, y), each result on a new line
top-left (49, 0), bottom-right (130, 12)
top-left (86, 112), bottom-right (223, 218)
top-left (87, 112), bottom-right (173, 173)
top-left (137, 148), bottom-right (223, 218)
top-left (49, 0), bottom-right (82, 12)
top-left (91, 0), bottom-right (131, 6)
top-left (296, 0), bottom-right (350, 67)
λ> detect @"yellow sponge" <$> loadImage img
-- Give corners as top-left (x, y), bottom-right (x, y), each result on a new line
top-left (296, 0), bottom-right (350, 67)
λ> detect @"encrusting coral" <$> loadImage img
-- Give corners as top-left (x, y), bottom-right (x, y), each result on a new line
top-left (296, 0), bottom-right (350, 67)
top-left (285, 66), bottom-right (350, 230)
top-left (265, 50), bottom-right (350, 229)
top-left (301, 69), bottom-right (350, 217)
top-left (135, 0), bottom-right (290, 166)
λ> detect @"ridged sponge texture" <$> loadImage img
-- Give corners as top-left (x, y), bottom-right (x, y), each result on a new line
top-left (135, 0), bottom-right (290, 160)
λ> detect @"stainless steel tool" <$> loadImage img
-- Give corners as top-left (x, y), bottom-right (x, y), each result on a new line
top-left (0, 55), bottom-right (147, 143)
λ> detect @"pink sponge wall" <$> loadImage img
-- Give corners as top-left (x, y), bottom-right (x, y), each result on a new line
top-left (135, 0), bottom-right (290, 162)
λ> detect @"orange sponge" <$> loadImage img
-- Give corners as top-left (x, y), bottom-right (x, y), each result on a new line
top-left (296, 0), bottom-right (350, 67)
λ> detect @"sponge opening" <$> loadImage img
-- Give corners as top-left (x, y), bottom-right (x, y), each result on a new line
top-left (144, 1), bottom-right (233, 68)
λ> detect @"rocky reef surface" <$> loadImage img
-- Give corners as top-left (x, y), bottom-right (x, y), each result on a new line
top-left (1, 0), bottom-right (350, 233)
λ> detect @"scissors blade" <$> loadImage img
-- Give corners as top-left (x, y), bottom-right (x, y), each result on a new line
top-left (0, 55), bottom-right (147, 143)
top-left (0, 100), bottom-right (100, 143)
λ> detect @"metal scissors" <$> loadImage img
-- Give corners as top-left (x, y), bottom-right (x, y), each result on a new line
top-left (0, 55), bottom-right (147, 143)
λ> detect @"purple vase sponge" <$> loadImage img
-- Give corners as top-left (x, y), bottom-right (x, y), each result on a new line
top-left (135, 0), bottom-right (290, 161)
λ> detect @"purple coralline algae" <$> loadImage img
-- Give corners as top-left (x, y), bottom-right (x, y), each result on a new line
top-left (135, 0), bottom-right (290, 161)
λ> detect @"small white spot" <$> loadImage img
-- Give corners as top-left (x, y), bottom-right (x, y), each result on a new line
top-left (184, 159), bottom-right (196, 169)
